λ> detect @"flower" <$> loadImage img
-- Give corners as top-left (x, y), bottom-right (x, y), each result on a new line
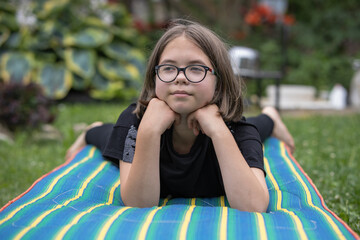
top-left (283, 14), bottom-right (295, 26)
top-left (244, 4), bottom-right (295, 26)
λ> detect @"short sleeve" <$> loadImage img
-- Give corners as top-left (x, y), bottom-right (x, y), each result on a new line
top-left (230, 119), bottom-right (265, 176)
top-left (102, 103), bottom-right (140, 163)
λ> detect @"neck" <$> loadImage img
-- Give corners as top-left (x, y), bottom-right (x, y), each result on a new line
top-left (172, 116), bottom-right (197, 154)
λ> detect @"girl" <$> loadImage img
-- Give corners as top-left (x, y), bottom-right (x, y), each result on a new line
top-left (66, 19), bottom-right (294, 212)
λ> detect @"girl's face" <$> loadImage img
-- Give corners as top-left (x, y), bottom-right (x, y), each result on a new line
top-left (155, 36), bottom-right (217, 115)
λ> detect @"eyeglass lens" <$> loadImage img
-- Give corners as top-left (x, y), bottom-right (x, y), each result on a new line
top-left (157, 65), bottom-right (207, 83)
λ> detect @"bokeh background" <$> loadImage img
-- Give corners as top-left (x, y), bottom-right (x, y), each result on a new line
top-left (0, 0), bottom-right (359, 235)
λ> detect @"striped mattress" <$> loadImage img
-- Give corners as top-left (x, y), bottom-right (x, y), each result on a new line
top-left (0, 138), bottom-right (358, 239)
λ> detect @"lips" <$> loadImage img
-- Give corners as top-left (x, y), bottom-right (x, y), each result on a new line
top-left (172, 90), bottom-right (191, 96)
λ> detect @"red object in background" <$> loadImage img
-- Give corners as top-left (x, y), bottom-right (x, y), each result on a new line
top-left (245, 11), bottom-right (262, 26)
top-left (245, 4), bottom-right (295, 26)
top-left (245, 4), bottom-right (276, 26)
top-left (283, 14), bottom-right (295, 25)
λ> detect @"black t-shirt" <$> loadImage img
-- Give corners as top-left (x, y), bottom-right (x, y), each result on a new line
top-left (103, 103), bottom-right (264, 198)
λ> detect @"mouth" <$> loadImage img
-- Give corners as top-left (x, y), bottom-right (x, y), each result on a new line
top-left (172, 90), bottom-right (191, 96)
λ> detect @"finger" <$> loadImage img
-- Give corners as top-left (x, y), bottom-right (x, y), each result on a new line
top-left (192, 124), bottom-right (199, 136)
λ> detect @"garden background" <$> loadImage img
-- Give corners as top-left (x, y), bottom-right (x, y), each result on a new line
top-left (0, 0), bottom-right (359, 234)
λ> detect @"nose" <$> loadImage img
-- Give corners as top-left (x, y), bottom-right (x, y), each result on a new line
top-left (175, 69), bottom-right (188, 84)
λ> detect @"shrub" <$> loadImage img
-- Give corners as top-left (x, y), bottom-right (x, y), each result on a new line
top-left (0, 82), bottom-right (56, 131)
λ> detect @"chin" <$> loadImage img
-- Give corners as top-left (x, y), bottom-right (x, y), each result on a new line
top-left (169, 104), bottom-right (194, 115)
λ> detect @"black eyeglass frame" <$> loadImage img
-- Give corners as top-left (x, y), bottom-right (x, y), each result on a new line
top-left (154, 64), bottom-right (216, 83)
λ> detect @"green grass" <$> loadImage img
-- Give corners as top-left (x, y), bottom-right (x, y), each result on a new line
top-left (0, 103), bottom-right (359, 234)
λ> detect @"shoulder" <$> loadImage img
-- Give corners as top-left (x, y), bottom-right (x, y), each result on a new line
top-left (228, 117), bottom-right (261, 143)
top-left (114, 103), bottom-right (140, 128)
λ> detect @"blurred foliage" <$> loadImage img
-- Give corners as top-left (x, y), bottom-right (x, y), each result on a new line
top-left (0, 0), bottom-right (147, 100)
top-left (168, 0), bottom-right (360, 94)
top-left (0, 82), bottom-right (56, 131)
top-left (237, 0), bottom-right (360, 92)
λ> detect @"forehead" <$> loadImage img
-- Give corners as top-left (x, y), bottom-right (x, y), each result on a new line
top-left (159, 36), bottom-right (212, 65)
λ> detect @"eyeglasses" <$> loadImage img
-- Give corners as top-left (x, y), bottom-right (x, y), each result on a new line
top-left (155, 64), bottom-right (216, 83)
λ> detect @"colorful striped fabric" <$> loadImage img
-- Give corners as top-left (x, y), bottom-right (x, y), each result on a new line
top-left (0, 138), bottom-right (358, 239)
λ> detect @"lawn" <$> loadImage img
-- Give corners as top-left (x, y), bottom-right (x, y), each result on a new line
top-left (0, 102), bottom-right (359, 234)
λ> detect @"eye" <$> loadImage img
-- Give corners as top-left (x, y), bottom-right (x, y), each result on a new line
top-left (161, 65), bottom-right (176, 73)
top-left (188, 65), bottom-right (205, 74)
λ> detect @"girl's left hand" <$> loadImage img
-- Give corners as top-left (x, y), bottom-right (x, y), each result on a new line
top-left (187, 104), bottom-right (226, 138)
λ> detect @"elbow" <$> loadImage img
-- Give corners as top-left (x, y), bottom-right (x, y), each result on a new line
top-left (120, 188), bottom-right (159, 208)
top-left (230, 190), bottom-right (269, 213)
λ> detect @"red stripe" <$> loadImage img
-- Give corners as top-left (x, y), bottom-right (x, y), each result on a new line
top-left (284, 144), bottom-right (360, 239)
top-left (0, 146), bottom-right (86, 212)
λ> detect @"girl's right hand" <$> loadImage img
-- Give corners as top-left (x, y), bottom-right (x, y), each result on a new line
top-left (140, 98), bottom-right (180, 135)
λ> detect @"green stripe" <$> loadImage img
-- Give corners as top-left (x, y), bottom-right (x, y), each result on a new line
top-left (16, 160), bottom-right (109, 239)
top-left (0, 147), bottom-right (95, 227)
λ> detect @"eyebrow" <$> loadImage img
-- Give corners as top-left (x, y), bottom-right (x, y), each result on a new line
top-left (159, 59), bottom-right (208, 66)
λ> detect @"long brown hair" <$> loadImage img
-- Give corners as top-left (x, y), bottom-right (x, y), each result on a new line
top-left (134, 19), bottom-right (245, 122)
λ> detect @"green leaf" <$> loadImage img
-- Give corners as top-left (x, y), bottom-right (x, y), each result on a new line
top-left (72, 73), bottom-right (91, 91)
top-left (81, 16), bottom-right (109, 28)
top-left (35, 63), bottom-right (72, 99)
top-left (109, 27), bottom-right (138, 43)
top-left (90, 71), bottom-right (138, 100)
top-left (102, 42), bottom-right (145, 62)
top-left (0, 52), bottom-right (33, 84)
top-left (89, 82), bottom-right (123, 100)
top-left (3, 33), bottom-right (21, 49)
top-left (0, 12), bottom-right (18, 31)
top-left (98, 58), bottom-right (141, 84)
top-left (90, 71), bottom-right (112, 90)
top-left (63, 28), bottom-right (113, 48)
top-left (0, 2), bottom-right (16, 13)
top-left (64, 48), bottom-right (96, 79)
top-left (33, 0), bottom-right (70, 19)
top-left (0, 26), bottom-right (10, 47)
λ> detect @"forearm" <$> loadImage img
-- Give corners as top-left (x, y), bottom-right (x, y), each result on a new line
top-left (212, 126), bottom-right (269, 212)
top-left (120, 130), bottom-right (161, 208)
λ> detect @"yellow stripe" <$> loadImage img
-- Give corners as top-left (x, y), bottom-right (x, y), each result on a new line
top-left (97, 207), bottom-right (131, 240)
top-left (279, 143), bottom-right (346, 240)
top-left (220, 196), bottom-right (225, 207)
top-left (138, 207), bottom-right (162, 240)
top-left (179, 205), bottom-right (196, 240)
top-left (55, 180), bottom-right (120, 240)
top-left (264, 156), bottom-right (308, 240)
top-left (190, 198), bottom-right (196, 205)
top-left (219, 207), bottom-right (228, 240)
top-left (14, 161), bottom-right (107, 240)
top-left (0, 147), bottom-right (96, 225)
top-left (255, 212), bottom-right (267, 240)
top-left (161, 197), bottom-right (169, 207)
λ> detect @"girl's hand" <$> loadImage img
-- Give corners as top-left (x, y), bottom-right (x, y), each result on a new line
top-left (187, 104), bottom-right (226, 138)
top-left (141, 98), bottom-right (180, 135)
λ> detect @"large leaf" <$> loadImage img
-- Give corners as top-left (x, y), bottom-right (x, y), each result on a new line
top-left (35, 63), bottom-right (72, 99)
top-left (102, 42), bottom-right (145, 63)
top-left (0, 26), bottom-right (10, 47)
top-left (32, 0), bottom-right (70, 19)
top-left (90, 71), bottom-right (113, 90)
top-left (3, 33), bottom-right (21, 49)
top-left (0, 12), bottom-right (18, 31)
top-left (81, 16), bottom-right (109, 28)
top-left (109, 27), bottom-right (138, 43)
top-left (63, 28), bottom-right (113, 48)
top-left (64, 48), bottom-right (96, 79)
top-left (90, 81), bottom-right (125, 100)
top-left (0, 52), bottom-right (33, 84)
top-left (98, 58), bottom-right (141, 84)
top-left (90, 72), bottom-right (138, 100)
top-left (0, 2), bottom-right (16, 13)
top-left (72, 73), bottom-right (91, 91)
